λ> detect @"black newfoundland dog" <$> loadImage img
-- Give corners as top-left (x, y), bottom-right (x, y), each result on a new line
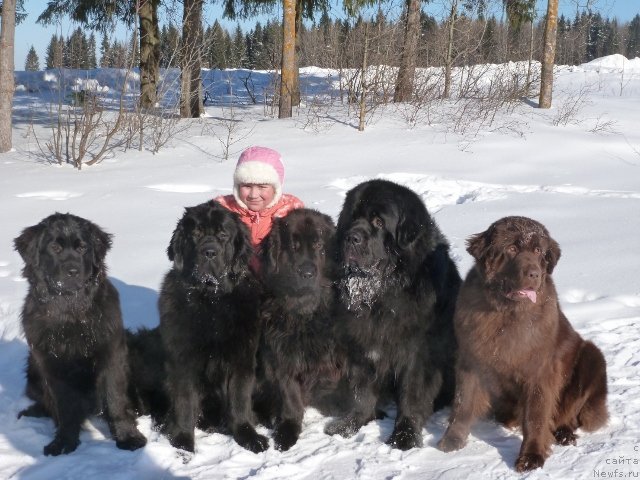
top-left (159, 200), bottom-right (268, 453)
top-left (324, 179), bottom-right (461, 450)
top-left (437, 216), bottom-right (608, 471)
top-left (255, 208), bottom-right (346, 451)
top-left (14, 213), bottom-right (147, 456)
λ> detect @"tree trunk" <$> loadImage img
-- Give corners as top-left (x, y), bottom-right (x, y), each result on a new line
top-left (443, 0), bottom-right (458, 99)
top-left (292, 0), bottom-right (303, 108)
top-left (279, 0), bottom-right (296, 118)
top-left (0, 0), bottom-right (16, 153)
top-left (138, 0), bottom-right (160, 109)
top-left (539, 0), bottom-right (559, 109)
top-left (180, 0), bottom-right (204, 118)
top-left (393, 0), bottom-right (421, 103)
top-left (358, 24), bottom-right (369, 132)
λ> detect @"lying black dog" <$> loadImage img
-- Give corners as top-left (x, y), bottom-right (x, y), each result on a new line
top-left (255, 208), bottom-right (346, 451)
top-left (159, 200), bottom-right (268, 453)
top-left (14, 213), bottom-right (146, 456)
top-left (325, 179), bottom-right (461, 450)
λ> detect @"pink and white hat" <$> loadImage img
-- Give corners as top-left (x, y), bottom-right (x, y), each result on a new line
top-left (233, 146), bottom-right (285, 209)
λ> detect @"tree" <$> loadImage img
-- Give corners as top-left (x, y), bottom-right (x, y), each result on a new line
top-left (99, 33), bottom-right (111, 67)
top-left (25, 45), bottom-right (40, 70)
top-left (87, 33), bottom-right (97, 68)
top-left (37, 0), bottom-right (160, 108)
top-left (393, 0), bottom-right (422, 102)
top-left (279, 0), bottom-right (296, 117)
top-left (0, 0), bottom-right (17, 152)
top-left (627, 14), bottom-right (640, 58)
top-left (180, 0), bottom-right (204, 118)
top-left (539, 0), bottom-right (558, 109)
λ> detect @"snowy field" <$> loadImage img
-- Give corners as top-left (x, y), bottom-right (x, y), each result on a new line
top-left (1, 55), bottom-right (640, 479)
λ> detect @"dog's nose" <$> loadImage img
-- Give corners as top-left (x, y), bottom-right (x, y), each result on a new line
top-left (526, 267), bottom-right (540, 280)
top-left (298, 262), bottom-right (317, 279)
top-left (204, 249), bottom-right (217, 259)
top-left (346, 231), bottom-right (362, 246)
top-left (67, 268), bottom-right (79, 277)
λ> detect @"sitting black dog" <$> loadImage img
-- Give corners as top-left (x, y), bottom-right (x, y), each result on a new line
top-left (14, 213), bottom-right (146, 455)
top-left (325, 179), bottom-right (461, 450)
top-left (255, 209), bottom-right (346, 451)
top-left (159, 200), bottom-right (268, 453)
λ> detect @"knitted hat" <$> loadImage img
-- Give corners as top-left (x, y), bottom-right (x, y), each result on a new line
top-left (233, 146), bottom-right (285, 209)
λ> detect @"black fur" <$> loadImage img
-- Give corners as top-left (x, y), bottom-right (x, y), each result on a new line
top-left (324, 179), bottom-right (461, 450)
top-left (158, 200), bottom-right (267, 453)
top-left (14, 213), bottom-right (146, 456)
top-left (255, 209), bottom-right (348, 451)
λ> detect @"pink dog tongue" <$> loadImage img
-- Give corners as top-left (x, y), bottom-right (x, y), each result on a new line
top-left (518, 289), bottom-right (537, 303)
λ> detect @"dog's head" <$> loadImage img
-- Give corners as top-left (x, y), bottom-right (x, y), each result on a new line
top-left (336, 180), bottom-right (445, 308)
top-left (14, 213), bottom-right (112, 296)
top-left (466, 216), bottom-right (561, 304)
top-left (167, 201), bottom-right (252, 293)
top-left (261, 209), bottom-right (336, 301)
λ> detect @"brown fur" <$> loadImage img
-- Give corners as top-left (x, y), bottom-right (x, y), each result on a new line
top-left (437, 216), bottom-right (608, 472)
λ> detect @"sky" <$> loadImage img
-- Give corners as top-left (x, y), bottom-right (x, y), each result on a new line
top-left (8, 0), bottom-right (640, 71)
top-left (1, 54), bottom-right (640, 479)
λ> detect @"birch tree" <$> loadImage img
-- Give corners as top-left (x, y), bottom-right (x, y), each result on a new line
top-left (0, 0), bottom-right (17, 152)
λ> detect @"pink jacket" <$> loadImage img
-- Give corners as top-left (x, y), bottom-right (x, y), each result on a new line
top-left (215, 194), bottom-right (304, 247)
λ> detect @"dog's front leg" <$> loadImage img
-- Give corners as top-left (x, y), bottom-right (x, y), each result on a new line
top-left (227, 368), bottom-right (269, 453)
top-left (273, 375), bottom-right (305, 451)
top-left (515, 383), bottom-right (554, 472)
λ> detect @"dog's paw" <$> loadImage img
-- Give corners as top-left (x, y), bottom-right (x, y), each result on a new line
top-left (18, 403), bottom-right (49, 419)
top-left (387, 420), bottom-right (422, 450)
top-left (515, 452), bottom-right (545, 472)
top-left (116, 430), bottom-right (147, 451)
top-left (169, 431), bottom-right (195, 453)
top-left (554, 426), bottom-right (578, 446)
top-left (436, 434), bottom-right (466, 453)
top-left (234, 423), bottom-right (269, 453)
top-left (324, 416), bottom-right (361, 438)
top-left (274, 420), bottom-right (301, 451)
top-left (43, 435), bottom-right (80, 456)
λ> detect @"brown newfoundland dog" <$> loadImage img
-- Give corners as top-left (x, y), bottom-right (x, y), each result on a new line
top-left (325, 179), bottom-right (461, 450)
top-left (437, 216), bottom-right (608, 472)
top-left (255, 208), bottom-right (346, 451)
top-left (14, 213), bottom-right (146, 455)
top-left (159, 201), bottom-right (268, 453)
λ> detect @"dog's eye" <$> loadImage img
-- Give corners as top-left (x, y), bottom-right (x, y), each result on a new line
top-left (192, 228), bottom-right (203, 240)
top-left (293, 241), bottom-right (301, 251)
top-left (218, 231), bottom-right (229, 240)
top-left (533, 247), bottom-right (542, 255)
top-left (76, 243), bottom-right (88, 254)
top-left (506, 245), bottom-right (518, 255)
top-left (50, 243), bottom-right (63, 254)
top-left (372, 217), bottom-right (384, 229)
top-left (313, 241), bottom-right (324, 251)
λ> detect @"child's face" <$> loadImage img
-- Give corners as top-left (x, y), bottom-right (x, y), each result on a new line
top-left (238, 183), bottom-right (276, 212)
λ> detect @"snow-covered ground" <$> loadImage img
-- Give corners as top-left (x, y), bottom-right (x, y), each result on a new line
top-left (1, 55), bottom-right (640, 479)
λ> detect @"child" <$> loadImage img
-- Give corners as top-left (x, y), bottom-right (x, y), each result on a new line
top-left (215, 146), bottom-right (304, 247)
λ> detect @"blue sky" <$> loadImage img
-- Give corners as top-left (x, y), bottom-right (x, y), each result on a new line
top-left (11, 0), bottom-right (640, 70)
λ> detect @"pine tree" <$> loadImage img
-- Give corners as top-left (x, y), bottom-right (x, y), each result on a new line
top-left (25, 45), bottom-right (40, 71)
top-left (87, 33), bottom-right (97, 69)
top-left (627, 14), bottom-right (640, 58)
top-left (45, 34), bottom-right (64, 69)
top-left (99, 33), bottom-right (111, 67)
top-left (206, 20), bottom-right (227, 69)
top-left (232, 24), bottom-right (245, 68)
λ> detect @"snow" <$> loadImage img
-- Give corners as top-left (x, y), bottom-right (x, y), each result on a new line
top-left (2, 56), bottom-right (640, 479)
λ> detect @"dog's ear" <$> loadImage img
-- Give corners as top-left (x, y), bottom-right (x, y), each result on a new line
top-left (466, 228), bottom-right (491, 261)
top-left (84, 219), bottom-right (113, 265)
top-left (545, 236), bottom-right (561, 274)
top-left (397, 213), bottom-right (420, 250)
top-left (14, 221), bottom-right (46, 265)
top-left (167, 211), bottom-right (188, 271)
top-left (231, 220), bottom-right (253, 277)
